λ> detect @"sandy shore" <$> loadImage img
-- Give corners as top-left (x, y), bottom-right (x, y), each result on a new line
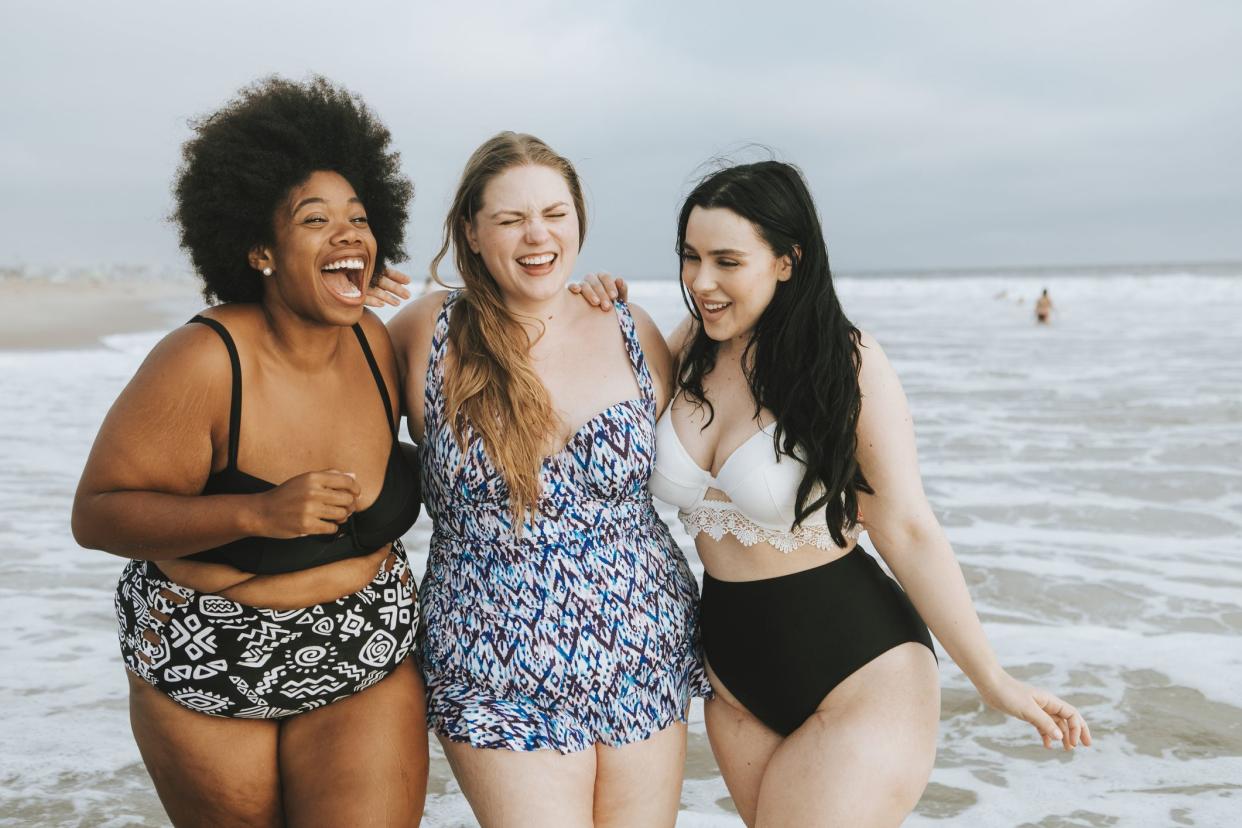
top-left (0, 278), bottom-right (203, 350)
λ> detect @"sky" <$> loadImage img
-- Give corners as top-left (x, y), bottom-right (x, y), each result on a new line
top-left (2, 0), bottom-right (1240, 277)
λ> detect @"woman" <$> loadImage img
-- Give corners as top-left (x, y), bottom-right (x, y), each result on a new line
top-left (72, 77), bottom-right (428, 826)
top-left (385, 132), bottom-right (708, 827)
top-left (573, 161), bottom-right (1091, 826)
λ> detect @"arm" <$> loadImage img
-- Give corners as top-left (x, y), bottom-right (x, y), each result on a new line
top-left (627, 302), bottom-right (674, 414)
top-left (386, 289), bottom-right (452, 442)
top-left (364, 267), bottom-right (414, 308)
top-left (853, 331), bottom-right (1090, 750)
top-left (71, 325), bottom-right (361, 560)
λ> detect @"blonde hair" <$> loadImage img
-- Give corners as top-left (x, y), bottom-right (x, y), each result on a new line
top-left (431, 132), bottom-right (588, 525)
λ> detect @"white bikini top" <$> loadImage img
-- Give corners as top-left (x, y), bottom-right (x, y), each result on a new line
top-left (649, 405), bottom-right (860, 553)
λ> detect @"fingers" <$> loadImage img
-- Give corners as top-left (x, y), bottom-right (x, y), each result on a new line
top-left (570, 280), bottom-right (605, 307)
top-left (1019, 699), bottom-right (1064, 750)
top-left (1042, 695), bottom-right (1088, 749)
top-left (363, 287), bottom-right (400, 307)
top-left (611, 275), bottom-right (629, 302)
top-left (380, 267), bottom-right (413, 286)
top-left (584, 272), bottom-right (616, 309)
top-left (316, 470), bottom-right (362, 499)
top-left (377, 276), bottom-right (412, 300)
top-left (318, 503), bottom-right (352, 523)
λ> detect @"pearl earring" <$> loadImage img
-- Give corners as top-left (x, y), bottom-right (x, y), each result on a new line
top-left (262, 267), bottom-right (273, 277)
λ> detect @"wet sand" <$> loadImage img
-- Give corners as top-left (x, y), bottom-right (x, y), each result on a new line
top-left (0, 277), bottom-right (201, 350)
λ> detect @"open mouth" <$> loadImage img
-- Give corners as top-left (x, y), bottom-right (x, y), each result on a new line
top-left (699, 298), bottom-right (732, 315)
top-left (321, 257), bottom-right (366, 301)
top-left (516, 252), bottom-right (557, 274)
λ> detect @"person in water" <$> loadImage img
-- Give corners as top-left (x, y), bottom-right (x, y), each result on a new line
top-left (72, 77), bottom-right (428, 825)
top-left (573, 161), bottom-right (1091, 826)
top-left (383, 132), bottom-right (708, 826)
top-left (1036, 288), bottom-right (1054, 323)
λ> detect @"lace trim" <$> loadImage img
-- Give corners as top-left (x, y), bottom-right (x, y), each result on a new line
top-left (678, 500), bottom-right (861, 554)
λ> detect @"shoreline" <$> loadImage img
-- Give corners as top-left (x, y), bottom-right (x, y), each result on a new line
top-left (0, 279), bottom-right (203, 350)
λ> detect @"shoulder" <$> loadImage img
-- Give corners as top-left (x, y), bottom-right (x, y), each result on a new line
top-left (389, 289), bottom-right (453, 350)
top-left (619, 301), bottom-right (670, 357)
top-left (356, 307), bottom-right (394, 352)
top-left (144, 315), bottom-right (235, 381)
top-left (666, 315), bottom-right (697, 364)
top-left (854, 329), bottom-right (908, 413)
top-left (855, 328), bottom-right (892, 372)
top-left (113, 317), bottom-right (234, 424)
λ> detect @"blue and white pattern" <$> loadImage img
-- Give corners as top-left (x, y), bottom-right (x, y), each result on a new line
top-left (115, 543), bottom-right (417, 718)
top-left (419, 291), bottom-right (710, 753)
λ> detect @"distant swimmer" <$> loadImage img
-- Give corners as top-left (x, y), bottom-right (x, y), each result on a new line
top-left (1035, 288), bottom-right (1053, 324)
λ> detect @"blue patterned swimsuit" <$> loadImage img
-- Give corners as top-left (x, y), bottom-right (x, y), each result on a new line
top-left (419, 291), bottom-right (709, 753)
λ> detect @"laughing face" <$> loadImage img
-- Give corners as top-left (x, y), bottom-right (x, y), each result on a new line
top-left (465, 163), bottom-right (581, 310)
top-left (254, 170), bottom-right (377, 323)
top-left (681, 206), bottom-right (792, 345)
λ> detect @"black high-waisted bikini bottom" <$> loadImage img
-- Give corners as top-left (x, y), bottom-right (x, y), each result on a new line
top-left (700, 544), bottom-right (935, 736)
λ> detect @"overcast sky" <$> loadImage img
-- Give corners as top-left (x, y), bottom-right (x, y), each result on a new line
top-left (3, 0), bottom-right (1240, 276)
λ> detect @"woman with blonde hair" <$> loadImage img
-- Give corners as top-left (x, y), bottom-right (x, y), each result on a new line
top-left (387, 132), bottom-right (707, 826)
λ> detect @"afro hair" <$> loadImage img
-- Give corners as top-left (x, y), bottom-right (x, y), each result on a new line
top-left (173, 75), bottom-right (412, 303)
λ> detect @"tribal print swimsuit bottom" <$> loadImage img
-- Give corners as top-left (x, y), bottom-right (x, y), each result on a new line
top-left (115, 541), bottom-right (417, 719)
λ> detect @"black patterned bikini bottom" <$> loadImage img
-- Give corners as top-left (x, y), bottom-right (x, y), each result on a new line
top-left (115, 540), bottom-right (418, 719)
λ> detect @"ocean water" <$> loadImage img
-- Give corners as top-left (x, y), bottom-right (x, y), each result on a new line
top-left (1, 270), bottom-right (1240, 826)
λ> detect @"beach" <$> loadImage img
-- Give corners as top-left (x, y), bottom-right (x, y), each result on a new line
top-left (1, 267), bottom-right (1240, 826)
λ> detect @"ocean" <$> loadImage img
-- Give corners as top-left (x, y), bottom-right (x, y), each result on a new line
top-left (2, 267), bottom-right (1239, 826)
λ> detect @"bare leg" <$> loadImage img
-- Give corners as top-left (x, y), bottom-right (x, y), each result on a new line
top-left (593, 721), bottom-right (688, 828)
top-left (280, 659), bottom-right (429, 827)
top-left (441, 738), bottom-right (596, 828)
top-left (753, 643), bottom-right (940, 827)
top-left (127, 672), bottom-right (283, 828)
top-left (703, 665), bottom-right (782, 825)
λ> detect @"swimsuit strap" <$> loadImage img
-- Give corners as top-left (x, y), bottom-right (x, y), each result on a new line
top-left (424, 289), bottom-right (463, 424)
top-left (350, 323), bottom-right (398, 435)
top-left (612, 300), bottom-right (656, 402)
top-left (188, 315), bottom-right (242, 469)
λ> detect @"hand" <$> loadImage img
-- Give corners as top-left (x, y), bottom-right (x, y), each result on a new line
top-left (365, 267), bottom-right (413, 308)
top-left (253, 470), bottom-right (362, 538)
top-left (979, 672), bottom-right (1092, 751)
top-left (568, 272), bottom-right (629, 311)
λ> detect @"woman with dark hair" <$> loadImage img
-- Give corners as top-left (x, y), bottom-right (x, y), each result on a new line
top-left (573, 160), bottom-right (1090, 826)
top-left (72, 77), bottom-right (428, 825)
top-left (385, 132), bottom-right (707, 826)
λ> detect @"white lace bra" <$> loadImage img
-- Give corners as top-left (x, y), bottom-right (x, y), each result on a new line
top-left (649, 404), bottom-right (861, 554)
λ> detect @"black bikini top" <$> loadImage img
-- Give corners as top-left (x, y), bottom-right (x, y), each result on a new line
top-left (186, 315), bottom-right (420, 575)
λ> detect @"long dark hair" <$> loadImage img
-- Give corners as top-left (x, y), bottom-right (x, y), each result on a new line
top-left (676, 160), bottom-right (871, 545)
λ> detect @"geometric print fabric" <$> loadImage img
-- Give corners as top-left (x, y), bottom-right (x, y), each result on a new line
top-left (115, 541), bottom-right (418, 719)
top-left (418, 293), bottom-right (711, 753)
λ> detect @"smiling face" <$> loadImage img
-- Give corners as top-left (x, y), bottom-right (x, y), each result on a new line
top-left (253, 170), bottom-right (377, 324)
top-left (465, 164), bottom-right (580, 310)
top-left (681, 206), bottom-right (792, 344)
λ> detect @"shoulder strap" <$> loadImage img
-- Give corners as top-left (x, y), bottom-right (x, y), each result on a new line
top-left (612, 300), bottom-right (656, 402)
top-left (351, 324), bottom-right (398, 434)
top-left (424, 290), bottom-right (462, 420)
top-left (187, 315), bottom-right (242, 468)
